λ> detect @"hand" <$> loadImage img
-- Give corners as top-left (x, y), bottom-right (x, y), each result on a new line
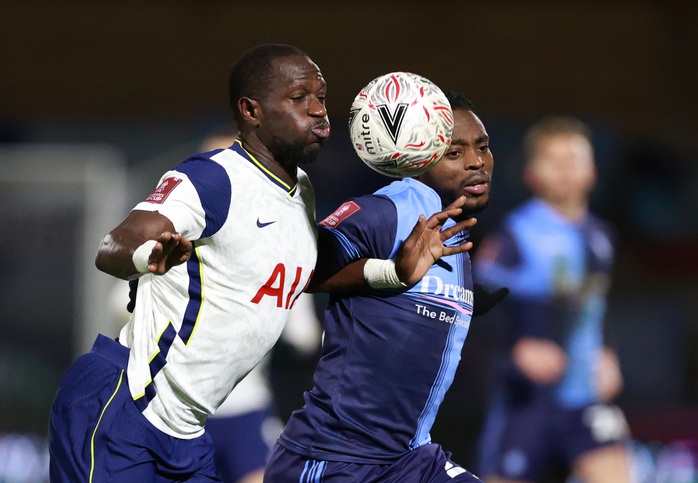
top-left (512, 337), bottom-right (567, 385)
top-left (145, 231), bottom-right (193, 275)
top-left (472, 283), bottom-right (509, 317)
top-left (394, 196), bottom-right (477, 286)
top-left (596, 347), bottom-right (624, 402)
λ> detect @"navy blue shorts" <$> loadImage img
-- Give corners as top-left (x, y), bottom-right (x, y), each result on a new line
top-left (49, 334), bottom-right (220, 482)
top-left (477, 396), bottom-right (629, 480)
top-left (263, 442), bottom-right (482, 483)
top-left (206, 408), bottom-right (282, 482)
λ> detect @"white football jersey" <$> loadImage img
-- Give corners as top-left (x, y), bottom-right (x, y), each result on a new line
top-left (118, 140), bottom-right (317, 438)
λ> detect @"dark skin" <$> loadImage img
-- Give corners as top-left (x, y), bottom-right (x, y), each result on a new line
top-left (416, 109), bottom-right (493, 219)
top-left (237, 54), bottom-right (330, 185)
top-left (311, 108), bottom-right (494, 292)
top-left (95, 54), bottom-right (330, 280)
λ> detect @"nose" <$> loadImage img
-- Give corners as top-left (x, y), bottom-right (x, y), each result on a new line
top-left (464, 151), bottom-right (485, 170)
top-left (309, 96), bottom-right (327, 118)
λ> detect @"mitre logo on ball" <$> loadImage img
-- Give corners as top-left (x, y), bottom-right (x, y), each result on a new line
top-left (348, 72), bottom-right (453, 178)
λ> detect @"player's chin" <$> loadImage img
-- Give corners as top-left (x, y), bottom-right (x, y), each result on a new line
top-left (297, 143), bottom-right (324, 165)
top-left (462, 196), bottom-right (489, 217)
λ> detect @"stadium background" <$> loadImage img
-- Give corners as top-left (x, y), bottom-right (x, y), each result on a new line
top-left (1, 1), bottom-right (697, 480)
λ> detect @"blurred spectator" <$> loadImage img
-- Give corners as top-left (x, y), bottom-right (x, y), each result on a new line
top-left (474, 116), bottom-right (631, 483)
top-left (0, 433), bottom-right (49, 483)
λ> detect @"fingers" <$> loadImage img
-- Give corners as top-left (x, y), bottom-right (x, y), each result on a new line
top-left (439, 218), bottom-right (477, 240)
top-left (157, 231), bottom-right (183, 250)
top-left (403, 214), bottom-right (427, 247)
top-left (148, 232), bottom-right (192, 273)
top-left (441, 241), bottom-right (473, 256)
top-left (443, 195), bottom-right (467, 211)
top-left (424, 196), bottom-right (468, 230)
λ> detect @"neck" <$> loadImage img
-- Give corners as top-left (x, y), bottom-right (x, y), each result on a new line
top-left (239, 134), bottom-right (298, 186)
top-left (545, 197), bottom-right (588, 222)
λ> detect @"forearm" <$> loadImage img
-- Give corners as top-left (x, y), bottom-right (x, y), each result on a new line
top-left (307, 259), bottom-right (369, 293)
top-left (95, 231), bottom-right (150, 280)
top-left (95, 209), bottom-right (176, 280)
top-left (309, 256), bottom-right (416, 293)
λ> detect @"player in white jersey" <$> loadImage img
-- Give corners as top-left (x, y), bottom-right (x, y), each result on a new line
top-left (194, 129), bottom-right (323, 483)
top-left (121, 138), bottom-right (319, 435)
top-left (48, 43), bottom-right (330, 482)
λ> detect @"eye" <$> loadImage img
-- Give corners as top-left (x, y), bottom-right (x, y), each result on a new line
top-left (478, 144), bottom-right (490, 153)
top-left (444, 149), bottom-right (463, 160)
top-left (288, 89), bottom-right (308, 101)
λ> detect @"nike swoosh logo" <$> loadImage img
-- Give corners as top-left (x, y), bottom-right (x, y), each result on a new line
top-left (256, 218), bottom-right (276, 228)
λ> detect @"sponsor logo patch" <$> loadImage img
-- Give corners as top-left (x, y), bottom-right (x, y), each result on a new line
top-left (320, 201), bottom-right (361, 227)
top-left (145, 177), bottom-right (183, 204)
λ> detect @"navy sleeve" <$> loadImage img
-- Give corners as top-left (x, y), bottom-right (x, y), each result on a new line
top-left (175, 156), bottom-right (232, 238)
top-left (314, 195), bottom-right (397, 282)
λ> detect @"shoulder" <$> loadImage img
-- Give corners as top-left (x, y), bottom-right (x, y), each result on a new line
top-left (505, 198), bottom-right (543, 222)
top-left (499, 200), bottom-right (536, 235)
top-left (176, 152), bottom-right (230, 181)
top-left (374, 178), bottom-right (441, 215)
top-left (318, 194), bottom-right (396, 230)
top-left (584, 213), bottom-right (617, 260)
top-left (171, 153), bottom-right (234, 211)
top-left (586, 212), bottom-right (615, 237)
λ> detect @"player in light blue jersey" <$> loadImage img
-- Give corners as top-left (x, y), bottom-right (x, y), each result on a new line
top-left (264, 92), bottom-right (496, 482)
top-left (49, 43), bottom-right (330, 482)
top-left (474, 117), bottom-right (630, 483)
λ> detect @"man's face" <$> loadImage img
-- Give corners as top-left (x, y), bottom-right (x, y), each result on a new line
top-left (524, 133), bottom-right (596, 204)
top-left (256, 55), bottom-right (331, 165)
top-left (417, 109), bottom-right (493, 216)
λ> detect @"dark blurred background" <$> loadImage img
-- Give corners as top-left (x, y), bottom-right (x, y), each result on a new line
top-left (1, 0), bottom-right (697, 479)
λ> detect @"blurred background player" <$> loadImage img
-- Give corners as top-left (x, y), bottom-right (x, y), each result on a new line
top-left (474, 116), bottom-right (630, 483)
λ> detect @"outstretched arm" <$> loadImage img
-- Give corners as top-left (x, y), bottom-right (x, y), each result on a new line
top-left (310, 196), bottom-right (475, 292)
top-left (95, 209), bottom-right (193, 280)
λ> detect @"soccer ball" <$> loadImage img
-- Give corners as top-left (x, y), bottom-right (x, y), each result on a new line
top-left (348, 72), bottom-right (453, 178)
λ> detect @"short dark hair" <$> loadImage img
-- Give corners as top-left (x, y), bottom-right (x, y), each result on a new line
top-left (228, 43), bottom-right (308, 118)
top-left (444, 91), bottom-right (475, 111)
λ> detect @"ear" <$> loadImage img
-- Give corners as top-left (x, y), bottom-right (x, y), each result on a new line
top-left (588, 164), bottom-right (598, 189)
top-left (237, 97), bottom-right (261, 127)
top-left (522, 164), bottom-right (538, 192)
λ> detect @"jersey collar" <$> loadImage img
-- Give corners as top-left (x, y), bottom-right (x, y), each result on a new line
top-left (232, 139), bottom-right (298, 195)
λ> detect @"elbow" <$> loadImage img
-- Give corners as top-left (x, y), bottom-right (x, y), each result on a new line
top-left (94, 237), bottom-right (108, 272)
top-left (94, 234), bottom-right (127, 279)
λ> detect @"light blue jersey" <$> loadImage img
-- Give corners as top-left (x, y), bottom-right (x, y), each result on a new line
top-left (476, 198), bottom-right (615, 407)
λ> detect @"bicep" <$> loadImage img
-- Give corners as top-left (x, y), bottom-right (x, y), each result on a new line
top-left (310, 196), bottom-right (397, 292)
top-left (110, 209), bottom-right (176, 242)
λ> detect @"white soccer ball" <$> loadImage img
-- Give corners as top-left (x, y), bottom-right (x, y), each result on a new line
top-left (348, 72), bottom-right (453, 178)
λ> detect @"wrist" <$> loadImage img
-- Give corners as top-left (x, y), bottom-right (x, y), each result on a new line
top-left (363, 258), bottom-right (407, 289)
top-left (132, 240), bottom-right (157, 274)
